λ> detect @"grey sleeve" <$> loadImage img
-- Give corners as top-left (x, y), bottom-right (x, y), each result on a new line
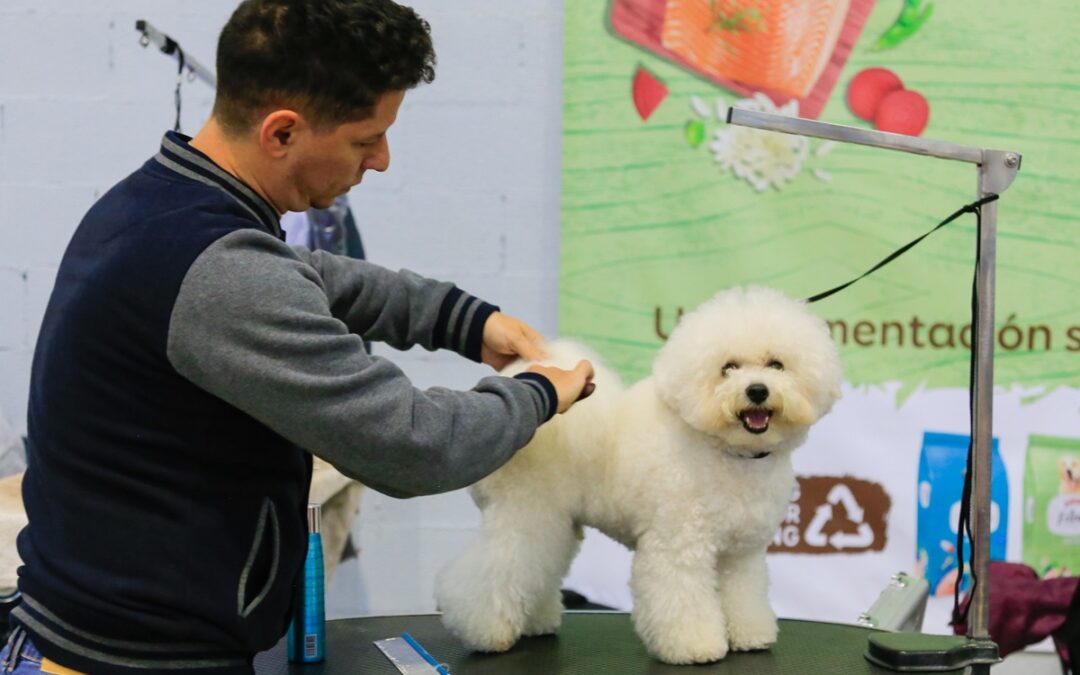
top-left (289, 246), bottom-right (497, 361)
top-left (166, 229), bottom-right (557, 498)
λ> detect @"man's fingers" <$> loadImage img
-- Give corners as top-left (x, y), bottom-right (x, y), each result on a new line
top-left (521, 323), bottom-right (545, 344)
top-left (574, 360), bottom-right (595, 401)
top-left (490, 355), bottom-right (514, 372)
top-left (575, 359), bottom-right (595, 379)
top-left (513, 333), bottom-right (548, 362)
top-left (514, 322), bottom-right (549, 359)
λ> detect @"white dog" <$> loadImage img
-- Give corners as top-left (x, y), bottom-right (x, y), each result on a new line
top-left (435, 286), bottom-right (843, 664)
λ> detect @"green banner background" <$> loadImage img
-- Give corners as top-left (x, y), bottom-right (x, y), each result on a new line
top-left (561, 0), bottom-right (1080, 400)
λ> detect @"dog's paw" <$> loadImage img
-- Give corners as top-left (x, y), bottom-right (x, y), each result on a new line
top-left (522, 593), bottom-right (563, 637)
top-left (435, 571), bottom-right (525, 653)
top-left (636, 610), bottom-right (729, 665)
top-left (646, 631), bottom-right (729, 665)
top-left (460, 625), bottom-right (523, 653)
top-left (440, 608), bottom-right (524, 653)
top-left (522, 616), bottom-right (561, 637)
top-left (727, 612), bottom-right (778, 652)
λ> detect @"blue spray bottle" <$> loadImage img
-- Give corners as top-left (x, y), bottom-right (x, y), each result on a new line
top-left (287, 503), bottom-right (325, 663)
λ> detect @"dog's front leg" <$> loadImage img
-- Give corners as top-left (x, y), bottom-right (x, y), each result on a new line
top-left (717, 549), bottom-right (777, 651)
top-left (630, 536), bottom-right (729, 664)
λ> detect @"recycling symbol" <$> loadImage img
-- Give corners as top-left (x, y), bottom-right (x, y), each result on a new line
top-left (804, 484), bottom-right (875, 550)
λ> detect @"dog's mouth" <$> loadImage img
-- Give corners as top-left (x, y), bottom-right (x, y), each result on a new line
top-left (739, 408), bottom-right (772, 435)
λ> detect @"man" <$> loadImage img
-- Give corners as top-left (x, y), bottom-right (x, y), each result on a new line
top-left (1, 1), bottom-right (593, 673)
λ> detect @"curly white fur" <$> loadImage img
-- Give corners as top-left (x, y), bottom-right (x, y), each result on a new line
top-left (435, 286), bottom-right (844, 664)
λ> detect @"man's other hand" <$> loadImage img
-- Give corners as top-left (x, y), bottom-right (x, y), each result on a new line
top-left (481, 312), bottom-right (547, 371)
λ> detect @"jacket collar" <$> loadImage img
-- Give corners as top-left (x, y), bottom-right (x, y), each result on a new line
top-left (153, 131), bottom-right (282, 238)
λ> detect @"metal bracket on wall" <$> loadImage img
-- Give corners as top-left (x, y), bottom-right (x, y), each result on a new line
top-left (135, 19), bottom-right (217, 88)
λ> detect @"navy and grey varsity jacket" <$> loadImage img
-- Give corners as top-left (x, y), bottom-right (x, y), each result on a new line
top-left (13, 132), bottom-right (557, 673)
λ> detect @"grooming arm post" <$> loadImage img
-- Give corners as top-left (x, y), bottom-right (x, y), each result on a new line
top-left (726, 109), bottom-right (1020, 672)
top-left (969, 150), bottom-right (1019, 641)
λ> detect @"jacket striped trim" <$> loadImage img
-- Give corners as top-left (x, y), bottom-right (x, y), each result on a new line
top-left (11, 596), bottom-right (248, 671)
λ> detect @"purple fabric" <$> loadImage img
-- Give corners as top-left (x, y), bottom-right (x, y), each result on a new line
top-left (952, 561), bottom-right (1079, 659)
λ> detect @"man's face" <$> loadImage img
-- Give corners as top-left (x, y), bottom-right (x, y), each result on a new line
top-left (288, 89), bottom-right (405, 210)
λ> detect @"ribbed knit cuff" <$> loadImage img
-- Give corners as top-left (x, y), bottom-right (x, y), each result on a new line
top-left (513, 372), bottom-right (558, 422)
top-left (433, 287), bottom-right (499, 363)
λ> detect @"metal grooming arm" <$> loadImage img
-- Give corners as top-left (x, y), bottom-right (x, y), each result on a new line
top-left (135, 19), bottom-right (217, 88)
top-left (727, 108), bottom-right (1021, 674)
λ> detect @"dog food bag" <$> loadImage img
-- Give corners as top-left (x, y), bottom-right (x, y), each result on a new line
top-left (1022, 434), bottom-right (1080, 578)
top-left (916, 431), bottom-right (1007, 597)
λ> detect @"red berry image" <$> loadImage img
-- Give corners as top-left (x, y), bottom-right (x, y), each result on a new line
top-left (632, 66), bottom-right (668, 122)
top-left (874, 89), bottom-right (930, 136)
top-left (846, 67), bottom-right (904, 121)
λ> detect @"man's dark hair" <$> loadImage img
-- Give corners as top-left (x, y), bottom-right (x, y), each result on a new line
top-left (214, 0), bottom-right (435, 134)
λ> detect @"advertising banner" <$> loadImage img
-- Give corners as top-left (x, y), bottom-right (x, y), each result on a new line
top-left (560, 0), bottom-right (1080, 634)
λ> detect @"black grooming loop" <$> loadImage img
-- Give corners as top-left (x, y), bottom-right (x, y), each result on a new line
top-left (955, 197), bottom-right (988, 628)
top-left (173, 44), bottom-right (186, 133)
top-left (804, 194), bottom-right (999, 628)
top-left (805, 194), bottom-right (999, 304)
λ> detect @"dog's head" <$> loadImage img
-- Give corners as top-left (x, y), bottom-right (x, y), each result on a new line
top-left (653, 286), bottom-right (843, 458)
top-left (1059, 457), bottom-right (1080, 494)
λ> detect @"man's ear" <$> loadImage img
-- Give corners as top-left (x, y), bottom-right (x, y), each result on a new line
top-left (258, 110), bottom-right (304, 158)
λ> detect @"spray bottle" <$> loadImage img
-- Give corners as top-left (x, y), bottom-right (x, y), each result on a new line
top-left (287, 502), bottom-right (325, 663)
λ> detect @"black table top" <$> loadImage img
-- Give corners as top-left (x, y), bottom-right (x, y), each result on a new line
top-left (253, 612), bottom-right (966, 675)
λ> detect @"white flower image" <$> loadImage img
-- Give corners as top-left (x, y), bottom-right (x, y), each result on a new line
top-left (687, 93), bottom-right (833, 192)
top-left (710, 93), bottom-right (809, 192)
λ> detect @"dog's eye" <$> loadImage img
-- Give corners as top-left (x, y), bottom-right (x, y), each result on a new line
top-left (767, 360), bottom-right (784, 371)
top-left (722, 362), bottom-right (739, 375)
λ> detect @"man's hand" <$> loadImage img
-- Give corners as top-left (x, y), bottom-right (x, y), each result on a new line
top-left (481, 312), bottom-right (547, 371)
top-left (526, 360), bottom-right (595, 414)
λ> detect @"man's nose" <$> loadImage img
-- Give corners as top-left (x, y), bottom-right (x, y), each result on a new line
top-left (369, 138), bottom-right (391, 172)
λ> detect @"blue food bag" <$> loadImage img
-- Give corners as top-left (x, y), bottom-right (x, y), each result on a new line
top-left (916, 431), bottom-right (1008, 596)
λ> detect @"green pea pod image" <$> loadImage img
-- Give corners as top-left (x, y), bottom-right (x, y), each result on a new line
top-left (874, 0), bottom-right (934, 51)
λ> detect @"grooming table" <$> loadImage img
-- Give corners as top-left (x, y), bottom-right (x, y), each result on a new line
top-left (253, 612), bottom-right (965, 674)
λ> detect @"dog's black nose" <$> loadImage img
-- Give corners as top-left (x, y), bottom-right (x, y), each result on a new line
top-left (746, 384), bottom-right (769, 404)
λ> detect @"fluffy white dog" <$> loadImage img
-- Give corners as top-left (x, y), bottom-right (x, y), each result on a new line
top-left (435, 286), bottom-right (843, 664)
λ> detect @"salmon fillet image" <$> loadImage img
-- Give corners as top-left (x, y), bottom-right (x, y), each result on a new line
top-left (660, 0), bottom-right (851, 99)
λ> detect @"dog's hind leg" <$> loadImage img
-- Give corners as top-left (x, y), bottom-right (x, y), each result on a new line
top-left (630, 533), bottom-right (729, 664)
top-left (436, 505), bottom-right (578, 652)
top-left (717, 549), bottom-right (777, 651)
